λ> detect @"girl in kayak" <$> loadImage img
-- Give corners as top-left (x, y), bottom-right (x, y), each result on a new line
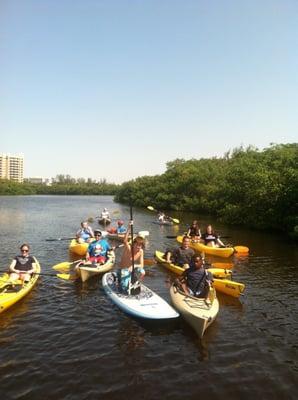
top-left (76, 221), bottom-right (94, 243)
top-left (201, 225), bottom-right (225, 247)
top-left (186, 220), bottom-right (201, 241)
top-left (9, 244), bottom-right (37, 284)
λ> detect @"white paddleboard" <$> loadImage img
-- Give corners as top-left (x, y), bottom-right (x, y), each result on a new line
top-left (102, 272), bottom-right (179, 320)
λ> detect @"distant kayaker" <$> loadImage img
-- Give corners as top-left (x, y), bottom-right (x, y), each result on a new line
top-left (9, 244), bottom-right (37, 283)
top-left (165, 235), bottom-right (195, 268)
top-left (100, 208), bottom-right (110, 220)
top-left (178, 254), bottom-right (213, 298)
top-left (118, 221), bottom-right (145, 293)
top-left (158, 212), bottom-right (166, 223)
top-left (85, 230), bottom-right (112, 264)
top-left (76, 221), bottom-right (94, 243)
top-left (116, 220), bottom-right (127, 234)
top-left (201, 225), bottom-right (225, 248)
top-left (186, 220), bottom-right (201, 241)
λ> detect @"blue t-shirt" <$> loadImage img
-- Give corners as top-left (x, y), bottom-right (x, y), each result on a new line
top-left (117, 225), bottom-right (127, 234)
top-left (87, 239), bottom-right (111, 257)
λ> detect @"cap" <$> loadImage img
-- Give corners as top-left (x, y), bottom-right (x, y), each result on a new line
top-left (117, 220), bottom-right (124, 225)
top-left (94, 230), bottom-right (102, 236)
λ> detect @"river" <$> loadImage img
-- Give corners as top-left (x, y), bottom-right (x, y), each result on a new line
top-left (0, 195), bottom-right (297, 400)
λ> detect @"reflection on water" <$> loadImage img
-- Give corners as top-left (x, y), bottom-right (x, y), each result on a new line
top-left (0, 196), bottom-right (297, 399)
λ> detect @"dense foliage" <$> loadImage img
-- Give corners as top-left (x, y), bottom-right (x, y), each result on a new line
top-left (0, 175), bottom-right (119, 196)
top-left (114, 144), bottom-right (298, 237)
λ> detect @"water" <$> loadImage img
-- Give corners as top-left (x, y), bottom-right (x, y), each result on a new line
top-left (0, 196), bottom-right (297, 400)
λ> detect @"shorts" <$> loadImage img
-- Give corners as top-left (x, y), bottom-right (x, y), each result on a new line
top-left (118, 266), bottom-right (145, 293)
top-left (89, 255), bottom-right (106, 264)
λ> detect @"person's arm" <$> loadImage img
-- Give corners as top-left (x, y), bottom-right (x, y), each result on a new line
top-left (123, 221), bottom-right (132, 248)
top-left (86, 243), bottom-right (92, 260)
top-left (89, 226), bottom-right (94, 238)
top-left (216, 236), bottom-right (225, 247)
top-left (9, 259), bottom-right (17, 273)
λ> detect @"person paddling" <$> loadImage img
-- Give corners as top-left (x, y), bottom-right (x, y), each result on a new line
top-left (9, 244), bottom-right (37, 284)
top-left (201, 224), bottom-right (225, 247)
top-left (165, 235), bottom-right (195, 268)
top-left (118, 221), bottom-right (145, 293)
top-left (178, 254), bottom-right (213, 299)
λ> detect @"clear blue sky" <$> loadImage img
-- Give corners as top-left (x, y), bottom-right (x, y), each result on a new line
top-left (1, 0), bottom-right (297, 183)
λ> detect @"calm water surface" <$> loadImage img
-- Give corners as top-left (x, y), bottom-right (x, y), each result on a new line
top-left (0, 196), bottom-right (297, 400)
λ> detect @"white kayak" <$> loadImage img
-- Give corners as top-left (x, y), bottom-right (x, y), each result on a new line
top-left (102, 272), bottom-right (179, 320)
top-left (170, 283), bottom-right (219, 338)
top-left (76, 252), bottom-right (115, 283)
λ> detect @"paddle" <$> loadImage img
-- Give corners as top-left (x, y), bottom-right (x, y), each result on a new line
top-left (129, 205), bottom-right (140, 295)
top-left (147, 206), bottom-right (180, 224)
top-left (165, 235), bottom-right (231, 239)
top-left (52, 259), bottom-right (84, 272)
top-left (46, 237), bottom-right (75, 242)
top-left (0, 271), bottom-right (68, 278)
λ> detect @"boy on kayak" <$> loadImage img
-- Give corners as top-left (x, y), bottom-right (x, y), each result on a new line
top-left (85, 230), bottom-right (111, 264)
top-left (165, 235), bottom-right (195, 268)
top-left (118, 221), bottom-right (145, 293)
top-left (9, 244), bottom-right (37, 284)
top-left (178, 255), bottom-right (213, 298)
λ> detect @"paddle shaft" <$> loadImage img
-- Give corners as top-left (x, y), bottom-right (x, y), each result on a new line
top-left (46, 237), bottom-right (76, 241)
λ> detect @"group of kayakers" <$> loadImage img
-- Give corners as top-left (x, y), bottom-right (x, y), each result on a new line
top-left (5, 208), bottom-right (222, 301)
top-left (187, 220), bottom-right (225, 248)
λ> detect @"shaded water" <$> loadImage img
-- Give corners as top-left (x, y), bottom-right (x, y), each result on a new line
top-left (0, 196), bottom-right (297, 400)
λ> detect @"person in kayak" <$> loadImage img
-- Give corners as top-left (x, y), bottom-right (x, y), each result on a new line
top-left (85, 230), bottom-right (112, 264)
top-left (165, 235), bottom-right (195, 268)
top-left (201, 225), bottom-right (225, 247)
top-left (116, 220), bottom-right (127, 234)
top-left (178, 254), bottom-right (213, 298)
top-left (76, 221), bottom-right (94, 243)
top-left (100, 208), bottom-right (110, 220)
top-left (186, 220), bottom-right (201, 241)
top-left (118, 221), bottom-right (145, 293)
top-left (9, 244), bottom-right (37, 283)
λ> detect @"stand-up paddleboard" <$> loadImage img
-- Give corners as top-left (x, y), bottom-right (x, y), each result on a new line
top-left (102, 272), bottom-right (179, 320)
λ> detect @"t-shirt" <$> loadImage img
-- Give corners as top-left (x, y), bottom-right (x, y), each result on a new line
top-left (185, 267), bottom-right (212, 297)
top-left (14, 255), bottom-right (35, 271)
top-left (201, 232), bottom-right (218, 245)
top-left (87, 239), bottom-right (111, 257)
top-left (171, 247), bottom-right (194, 266)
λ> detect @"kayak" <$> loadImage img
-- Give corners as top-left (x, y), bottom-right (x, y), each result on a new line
top-left (0, 258), bottom-right (41, 314)
top-left (154, 251), bottom-right (232, 279)
top-left (176, 235), bottom-right (234, 258)
top-left (170, 283), bottom-right (219, 338)
top-left (76, 253), bottom-right (115, 283)
top-left (102, 272), bottom-right (179, 320)
top-left (152, 220), bottom-right (173, 226)
top-left (154, 250), bottom-right (244, 298)
top-left (98, 217), bottom-right (111, 226)
top-left (69, 239), bottom-right (90, 256)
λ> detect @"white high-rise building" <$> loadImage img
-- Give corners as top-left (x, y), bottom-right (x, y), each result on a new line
top-left (0, 154), bottom-right (24, 182)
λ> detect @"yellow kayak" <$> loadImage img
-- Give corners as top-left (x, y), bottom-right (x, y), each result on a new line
top-left (155, 250), bottom-right (245, 298)
top-left (0, 258), bottom-right (41, 314)
top-left (176, 235), bottom-right (235, 258)
top-left (154, 251), bottom-right (232, 279)
top-left (69, 239), bottom-right (91, 256)
top-left (170, 283), bottom-right (219, 338)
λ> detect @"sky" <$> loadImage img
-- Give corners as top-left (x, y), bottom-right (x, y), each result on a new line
top-left (1, 0), bottom-right (297, 184)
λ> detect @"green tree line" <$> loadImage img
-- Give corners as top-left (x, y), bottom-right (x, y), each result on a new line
top-left (0, 175), bottom-right (119, 196)
top-left (1, 144), bottom-right (297, 237)
top-left (114, 143), bottom-right (298, 238)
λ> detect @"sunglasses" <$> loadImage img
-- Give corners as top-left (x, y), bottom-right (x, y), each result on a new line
top-left (21, 249), bottom-right (29, 252)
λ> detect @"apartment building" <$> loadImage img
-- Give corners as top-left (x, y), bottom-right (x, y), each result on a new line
top-left (0, 154), bottom-right (24, 182)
